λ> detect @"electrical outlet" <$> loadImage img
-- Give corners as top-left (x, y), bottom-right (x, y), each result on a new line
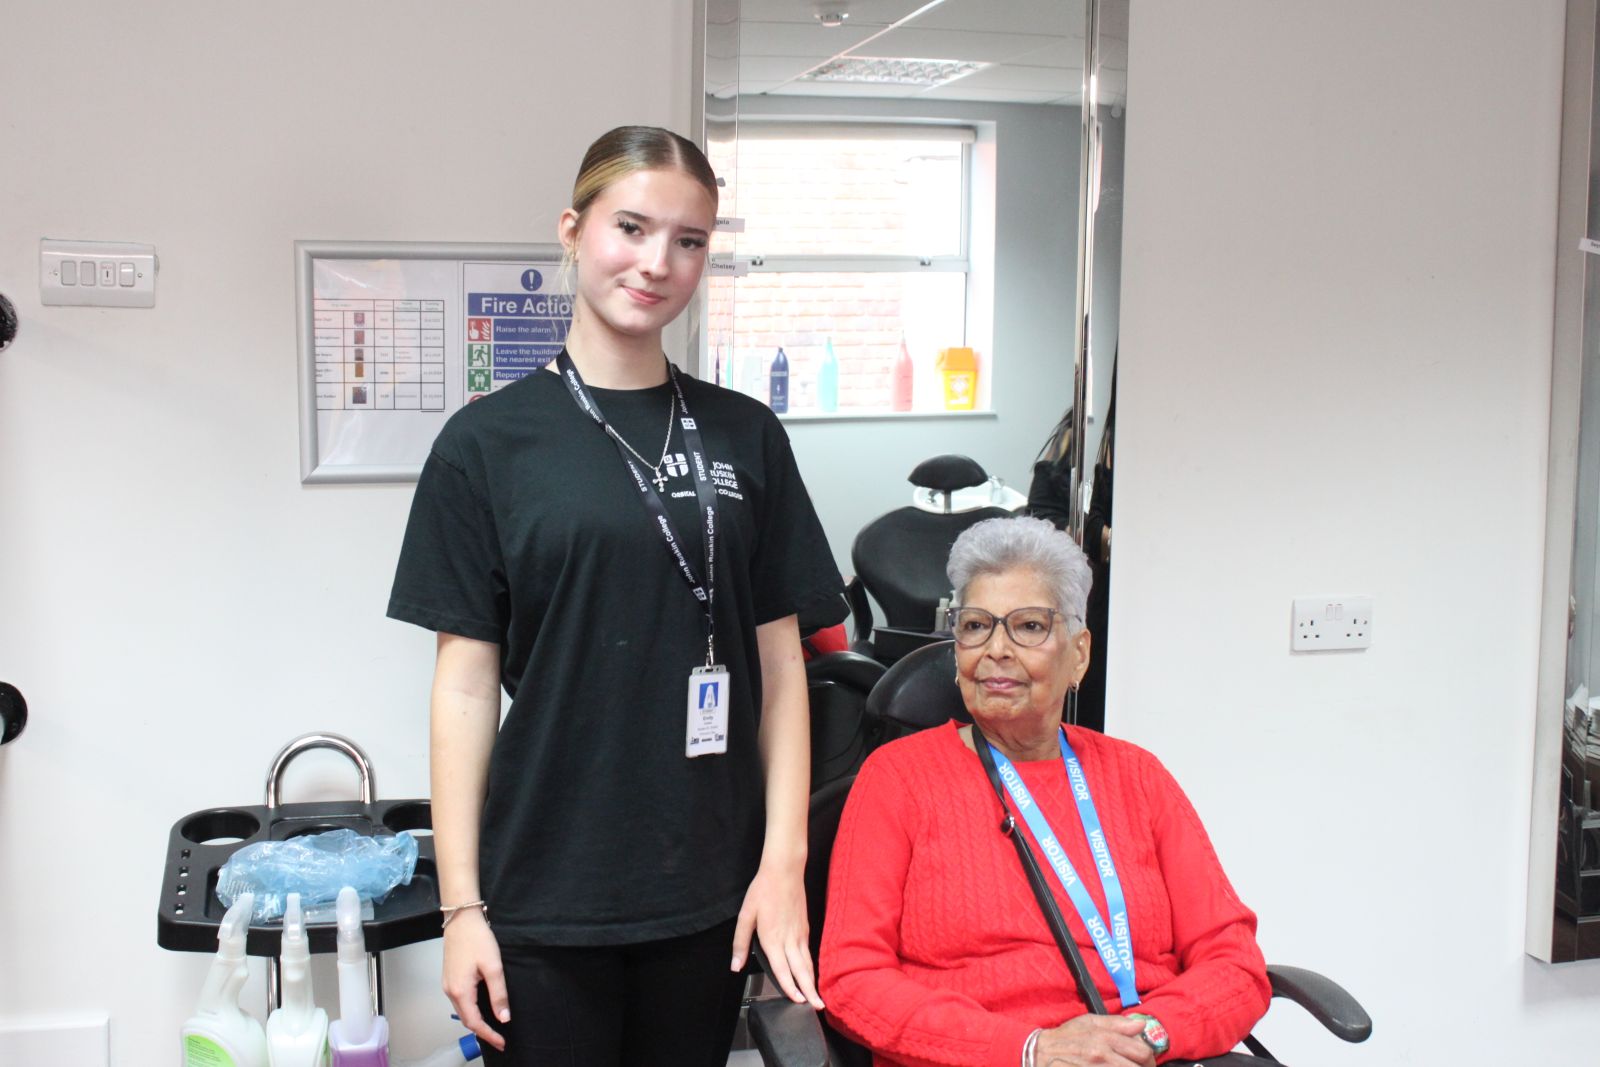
top-left (40, 238), bottom-right (157, 308)
top-left (1291, 596), bottom-right (1373, 651)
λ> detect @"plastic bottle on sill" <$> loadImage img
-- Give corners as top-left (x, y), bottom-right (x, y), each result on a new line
top-left (818, 337), bottom-right (839, 413)
top-left (769, 347), bottom-right (789, 413)
top-left (892, 334), bottom-right (915, 412)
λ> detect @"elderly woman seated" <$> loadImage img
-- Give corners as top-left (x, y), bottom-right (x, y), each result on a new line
top-left (819, 516), bottom-right (1269, 1067)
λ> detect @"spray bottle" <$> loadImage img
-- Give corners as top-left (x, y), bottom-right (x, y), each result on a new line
top-left (328, 886), bottom-right (390, 1066)
top-left (266, 893), bottom-right (329, 1067)
top-left (818, 337), bottom-right (839, 413)
top-left (181, 893), bottom-right (268, 1067)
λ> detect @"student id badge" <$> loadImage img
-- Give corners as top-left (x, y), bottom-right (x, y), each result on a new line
top-left (686, 664), bottom-right (730, 757)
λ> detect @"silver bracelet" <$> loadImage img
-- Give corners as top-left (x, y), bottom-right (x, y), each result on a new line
top-left (1021, 1028), bottom-right (1042, 1067)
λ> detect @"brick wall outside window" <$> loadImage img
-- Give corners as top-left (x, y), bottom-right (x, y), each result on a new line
top-left (708, 135), bottom-right (968, 413)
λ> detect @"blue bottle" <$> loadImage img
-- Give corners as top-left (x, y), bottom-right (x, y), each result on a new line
top-left (818, 338), bottom-right (839, 413)
top-left (769, 347), bottom-right (789, 413)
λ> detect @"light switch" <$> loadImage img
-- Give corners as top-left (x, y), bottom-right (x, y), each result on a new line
top-left (41, 240), bottom-right (158, 308)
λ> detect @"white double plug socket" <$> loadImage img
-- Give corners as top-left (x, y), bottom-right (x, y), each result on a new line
top-left (1291, 596), bottom-right (1373, 651)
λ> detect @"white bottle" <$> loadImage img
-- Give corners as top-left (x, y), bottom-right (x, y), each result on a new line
top-left (181, 893), bottom-right (269, 1067)
top-left (396, 1034), bottom-right (482, 1067)
top-left (266, 893), bottom-right (330, 1067)
top-left (327, 886), bottom-right (390, 1066)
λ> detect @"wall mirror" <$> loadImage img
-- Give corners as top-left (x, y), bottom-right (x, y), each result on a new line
top-left (693, 0), bottom-right (1129, 720)
top-left (1531, 0), bottom-right (1600, 963)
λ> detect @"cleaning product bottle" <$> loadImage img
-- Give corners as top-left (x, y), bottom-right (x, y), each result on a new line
top-left (328, 887), bottom-right (390, 1066)
top-left (769, 347), bottom-right (789, 413)
top-left (892, 334), bottom-right (915, 412)
top-left (818, 338), bottom-right (839, 413)
top-left (398, 1033), bottom-right (483, 1067)
top-left (936, 346), bottom-right (979, 410)
top-left (181, 893), bottom-right (268, 1067)
top-left (266, 893), bottom-right (329, 1067)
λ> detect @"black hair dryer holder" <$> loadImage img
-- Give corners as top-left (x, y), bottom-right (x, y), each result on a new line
top-left (156, 733), bottom-right (439, 1012)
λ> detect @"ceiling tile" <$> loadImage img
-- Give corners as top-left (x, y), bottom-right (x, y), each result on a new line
top-left (859, 26), bottom-right (1060, 64)
top-left (742, 19), bottom-right (880, 56)
top-left (904, 0), bottom-right (1086, 38)
top-left (739, 0), bottom-right (924, 27)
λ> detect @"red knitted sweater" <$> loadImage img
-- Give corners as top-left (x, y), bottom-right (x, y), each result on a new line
top-left (819, 722), bottom-right (1270, 1067)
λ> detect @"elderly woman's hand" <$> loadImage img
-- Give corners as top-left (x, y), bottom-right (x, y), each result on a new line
top-left (1033, 1014), bottom-right (1156, 1067)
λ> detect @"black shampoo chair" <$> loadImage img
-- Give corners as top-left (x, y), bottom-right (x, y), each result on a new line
top-left (847, 455), bottom-right (1011, 663)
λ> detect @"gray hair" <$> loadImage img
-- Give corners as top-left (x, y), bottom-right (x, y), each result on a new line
top-left (947, 516), bottom-right (1092, 631)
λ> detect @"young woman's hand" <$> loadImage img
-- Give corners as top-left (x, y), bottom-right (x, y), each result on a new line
top-left (1033, 1014), bottom-right (1154, 1067)
top-left (442, 909), bottom-right (509, 1051)
top-left (731, 859), bottom-right (824, 1009)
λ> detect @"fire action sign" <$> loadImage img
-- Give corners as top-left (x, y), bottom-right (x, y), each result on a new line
top-left (463, 262), bottom-right (573, 401)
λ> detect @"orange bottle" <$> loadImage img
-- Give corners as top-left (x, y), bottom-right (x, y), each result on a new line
top-left (937, 346), bottom-right (978, 410)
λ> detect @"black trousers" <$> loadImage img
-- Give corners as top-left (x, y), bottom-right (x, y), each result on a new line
top-left (478, 917), bottom-right (746, 1067)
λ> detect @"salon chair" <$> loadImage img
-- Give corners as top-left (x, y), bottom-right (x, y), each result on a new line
top-left (749, 641), bottom-right (1373, 1067)
top-left (806, 651), bottom-right (889, 792)
top-left (847, 455), bottom-right (1011, 665)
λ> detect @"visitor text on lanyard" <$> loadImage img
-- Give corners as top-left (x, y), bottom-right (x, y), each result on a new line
top-left (986, 729), bottom-right (1140, 1007)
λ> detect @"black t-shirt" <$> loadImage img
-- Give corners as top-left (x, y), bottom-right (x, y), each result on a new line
top-left (388, 361), bottom-right (843, 946)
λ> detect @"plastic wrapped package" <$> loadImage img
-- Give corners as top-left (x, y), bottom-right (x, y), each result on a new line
top-left (216, 828), bottom-right (418, 923)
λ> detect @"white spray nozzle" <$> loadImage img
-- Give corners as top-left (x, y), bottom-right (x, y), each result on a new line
top-left (281, 892), bottom-right (308, 959)
top-left (216, 893), bottom-right (254, 961)
top-left (335, 886), bottom-right (366, 964)
top-left (333, 885), bottom-right (376, 1043)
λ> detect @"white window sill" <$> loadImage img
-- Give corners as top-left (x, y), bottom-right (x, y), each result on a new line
top-left (776, 408), bottom-right (997, 424)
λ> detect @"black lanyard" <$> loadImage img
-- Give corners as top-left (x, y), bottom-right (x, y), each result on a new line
top-left (555, 349), bottom-right (720, 665)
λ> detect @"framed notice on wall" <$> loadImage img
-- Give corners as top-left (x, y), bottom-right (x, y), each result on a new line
top-left (295, 240), bottom-right (572, 483)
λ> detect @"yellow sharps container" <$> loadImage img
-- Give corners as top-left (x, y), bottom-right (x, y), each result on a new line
top-left (937, 346), bottom-right (978, 410)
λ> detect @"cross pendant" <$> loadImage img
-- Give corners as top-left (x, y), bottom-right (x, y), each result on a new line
top-left (653, 472), bottom-right (668, 492)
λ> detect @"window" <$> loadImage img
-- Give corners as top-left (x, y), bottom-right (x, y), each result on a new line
top-left (707, 125), bottom-right (985, 416)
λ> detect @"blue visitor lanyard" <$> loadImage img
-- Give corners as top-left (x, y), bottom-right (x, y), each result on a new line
top-left (986, 729), bottom-right (1140, 1007)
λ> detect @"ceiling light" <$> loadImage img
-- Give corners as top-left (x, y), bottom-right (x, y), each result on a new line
top-left (815, 10), bottom-right (849, 27)
top-left (803, 56), bottom-right (987, 88)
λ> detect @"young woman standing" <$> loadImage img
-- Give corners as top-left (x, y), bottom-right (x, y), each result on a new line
top-left (388, 126), bottom-right (842, 1065)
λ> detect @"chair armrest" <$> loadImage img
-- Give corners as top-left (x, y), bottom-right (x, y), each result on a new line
top-left (844, 577), bottom-right (875, 656)
top-left (1266, 963), bottom-right (1372, 1043)
top-left (748, 997), bottom-right (828, 1067)
top-left (805, 650), bottom-right (888, 693)
top-left (747, 945), bottom-right (828, 1067)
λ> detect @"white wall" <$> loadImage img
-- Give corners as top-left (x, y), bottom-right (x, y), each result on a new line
top-left (1110, 1), bottom-right (1600, 1062)
top-left (0, 1), bottom-right (693, 1061)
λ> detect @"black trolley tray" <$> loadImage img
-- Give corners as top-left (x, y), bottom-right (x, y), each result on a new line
top-left (157, 798), bottom-right (438, 955)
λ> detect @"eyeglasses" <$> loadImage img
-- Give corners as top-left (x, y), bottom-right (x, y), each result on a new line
top-left (946, 606), bottom-right (1074, 648)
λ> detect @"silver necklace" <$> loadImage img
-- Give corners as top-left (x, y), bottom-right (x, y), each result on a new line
top-left (605, 391), bottom-right (677, 492)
